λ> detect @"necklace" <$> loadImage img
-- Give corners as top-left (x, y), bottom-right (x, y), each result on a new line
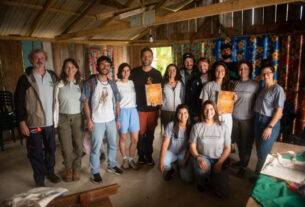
top-left (100, 81), bottom-right (108, 86)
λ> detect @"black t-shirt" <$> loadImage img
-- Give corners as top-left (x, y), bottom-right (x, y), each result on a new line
top-left (131, 66), bottom-right (162, 111)
top-left (221, 60), bottom-right (238, 80)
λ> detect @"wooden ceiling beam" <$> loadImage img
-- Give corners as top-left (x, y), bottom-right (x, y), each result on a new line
top-left (0, 35), bottom-right (129, 45)
top-left (57, 0), bottom-right (301, 40)
top-left (86, 0), bottom-right (141, 40)
top-left (0, 0), bottom-right (96, 19)
top-left (155, 0), bottom-right (301, 24)
top-left (61, 0), bottom-right (98, 35)
top-left (95, 1), bottom-right (158, 20)
top-left (28, 0), bottom-right (57, 36)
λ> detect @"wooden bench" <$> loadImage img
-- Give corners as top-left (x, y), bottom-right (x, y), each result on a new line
top-left (47, 183), bottom-right (119, 207)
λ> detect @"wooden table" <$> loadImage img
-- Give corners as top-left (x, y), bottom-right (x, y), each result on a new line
top-left (246, 142), bottom-right (305, 207)
top-left (47, 183), bottom-right (119, 207)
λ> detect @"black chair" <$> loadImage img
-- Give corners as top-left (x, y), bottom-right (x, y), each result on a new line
top-left (0, 91), bottom-right (22, 150)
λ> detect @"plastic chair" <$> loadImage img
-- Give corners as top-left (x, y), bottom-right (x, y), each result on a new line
top-left (0, 91), bottom-right (22, 150)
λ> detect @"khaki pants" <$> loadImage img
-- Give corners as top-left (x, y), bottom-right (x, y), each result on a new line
top-left (58, 113), bottom-right (83, 172)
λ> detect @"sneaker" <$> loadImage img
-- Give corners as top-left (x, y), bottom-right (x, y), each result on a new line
top-left (146, 157), bottom-right (155, 166)
top-left (137, 156), bottom-right (146, 165)
top-left (91, 173), bottom-right (102, 183)
top-left (121, 159), bottom-right (129, 170)
top-left (63, 168), bottom-right (73, 182)
top-left (100, 153), bottom-right (106, 163)
top-left (237, 168), bottom-right (246, 177)
top-left (129, 160), bottom-right (140, 170)
top-left (46, 173), bottom-right (61, 183)
top-left (107, 166), bottom-right (123, 175)
top-left (35, 182), bottom-right (45, 187)
top-left (164, 169), bottom-right (174, 181)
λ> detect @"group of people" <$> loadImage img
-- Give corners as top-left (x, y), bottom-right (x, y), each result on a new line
top-left (14, 44), bottom-right (284, 198)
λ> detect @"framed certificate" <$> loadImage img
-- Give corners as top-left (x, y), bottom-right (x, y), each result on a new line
top-left (217, 90), bottom-right (235, 114)
top-left (145, 83), bottom-right (162, 106)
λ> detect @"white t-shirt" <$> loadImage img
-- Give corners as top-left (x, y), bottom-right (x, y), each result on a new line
top-left (92, 81), bottom-right (114, 123)
top-left (116, 80), bottom-right (137, 108)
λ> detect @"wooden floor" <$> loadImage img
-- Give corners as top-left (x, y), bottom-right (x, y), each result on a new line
top-left (0, 120), bottom-right (257, 207)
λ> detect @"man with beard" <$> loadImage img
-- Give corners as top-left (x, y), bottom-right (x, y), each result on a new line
top-left (131, 47), bottom-right (162, 166)
top-left (220, 43), bottom-right (238, 80)
top-left (188, 58), bottom-right (210, 122)
top-left (14, 49), bottom-right (60, 187)
top-left (180, 53), bottom-right (198, 107)
top-left (81, 56), bottom-right (123, 183)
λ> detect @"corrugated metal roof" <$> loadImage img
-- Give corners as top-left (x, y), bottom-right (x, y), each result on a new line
top-left (92, 27), bottom-right (147, 40)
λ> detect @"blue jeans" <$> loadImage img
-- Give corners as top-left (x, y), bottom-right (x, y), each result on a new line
top-left (90, 120), bottom-right (117, 174)
top-left (163, 150), bottom-right (193, 183)
top-left (254, 113), bottom-right (280, 176)
top-left (192, 155), bottom-right (229, 197)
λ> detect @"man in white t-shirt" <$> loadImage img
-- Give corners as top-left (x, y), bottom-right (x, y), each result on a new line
top-left (81, 56), bottom-right (123, 183)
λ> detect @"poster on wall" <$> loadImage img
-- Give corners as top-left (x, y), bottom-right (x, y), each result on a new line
top-left (88, 48), bottom-right (115, 80)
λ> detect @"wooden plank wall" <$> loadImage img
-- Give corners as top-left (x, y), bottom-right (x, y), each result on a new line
top-left (0, 40), bottom-right (130, 94)
top-left (0, 40), bottom-right (24, 93)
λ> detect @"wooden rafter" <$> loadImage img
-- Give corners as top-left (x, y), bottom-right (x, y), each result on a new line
top-left (86, 0), bottom-right (141, 40)
top-left (95, 1), bottom-right (158, 20)
top-left (28, 0), bottom-right (57, 36)
top-left (0, 0), bottom-right (96, 19)
top-left (130, 27), bottom-right (151, 40)
top-left (57, 0), bottom-right (301, 40)
top-left (190, 17), bottom-right (212, 42)
top-left (61, 0), bottom-right (98, 35)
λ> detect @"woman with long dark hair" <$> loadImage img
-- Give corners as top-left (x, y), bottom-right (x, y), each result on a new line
top-left (200, 61), bottom-right (236, 151)
top-left (158, 104), bottom-right (193, 182)
top-left (250, 63), bottom-right (285, 182)
top-left (190, 100), bottom-right (231, 197)
top-left (116, 63), bottom-right (140, 170)
top-left (161, 64), bottom-right (184, 129)
top-left (54, 58), bottom-right (83, 182)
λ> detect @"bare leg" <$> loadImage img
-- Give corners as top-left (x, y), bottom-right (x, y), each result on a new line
top-left (119, 133), bottom-right (127, 158)
top-left (129, 131), bottom-right (139, 158)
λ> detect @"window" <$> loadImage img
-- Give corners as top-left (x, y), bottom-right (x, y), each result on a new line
top-left (151, 47), bottom-right (173, 76)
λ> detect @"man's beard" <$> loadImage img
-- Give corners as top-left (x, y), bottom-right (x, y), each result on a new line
top-left (222, 54), bottom-right (232, 59)
top-left (34, 63), bottom-right (44, 69)
top-left (98, 69), bottom-right (109, 75)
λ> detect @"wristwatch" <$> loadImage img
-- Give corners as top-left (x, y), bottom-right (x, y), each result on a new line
top-left (267, 125), bottom-right (273, 129)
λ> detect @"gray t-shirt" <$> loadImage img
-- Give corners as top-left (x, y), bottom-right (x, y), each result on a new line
top-left (164, 121), bottom-right (188, 154)
top-left (254, 84), bottom-right (285, 117)
top-left (233, 79), bottom-right (260, 120)
top-left (33, 71), bottom-right (54, 127)
top-left (199, 81), bottom-right (221, 102)
top-left (189, 122), bottom-right (231, 159)
top-left (58, 82), bottom-right (81, 114)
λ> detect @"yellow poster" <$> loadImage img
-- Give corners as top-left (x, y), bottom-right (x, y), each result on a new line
top-left (217, 90), bottom-right (235, 114)
top-left (145, 83), bottom-right (162, 106)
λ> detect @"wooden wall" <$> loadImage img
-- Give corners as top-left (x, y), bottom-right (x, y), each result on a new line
top-left (0, 40), bottom-right (24, 93)
top-left (0, 40), bottom-right (130, 94)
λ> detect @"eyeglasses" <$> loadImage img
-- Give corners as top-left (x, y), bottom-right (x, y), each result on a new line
top-left (261, 72), bottom-right (273, 77)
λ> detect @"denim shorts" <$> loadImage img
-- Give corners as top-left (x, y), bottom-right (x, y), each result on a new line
top-left (119, 107), bottom-right (140, 134)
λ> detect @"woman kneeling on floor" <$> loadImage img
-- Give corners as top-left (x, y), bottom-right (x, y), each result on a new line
top-left (158, 104), bottom-right (193, 182)
top-left (190, 100), bottom-right (231, 197)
